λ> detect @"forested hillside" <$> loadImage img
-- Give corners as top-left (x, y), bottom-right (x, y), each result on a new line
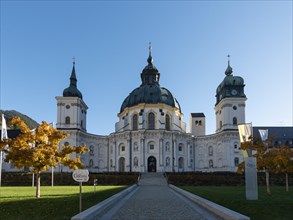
top-left (0, 110), bottom-right (39, 129)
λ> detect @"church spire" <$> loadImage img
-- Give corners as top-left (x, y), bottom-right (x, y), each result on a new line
top-left (225, 54), bottom-right (233, 76)
top-left (70, 58), bottom-right (77, 86)
top-left (63, 58), bottom-right (83, 99)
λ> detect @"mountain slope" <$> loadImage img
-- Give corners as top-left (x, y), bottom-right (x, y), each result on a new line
top-left (0, 110), bottom-right (39, 129)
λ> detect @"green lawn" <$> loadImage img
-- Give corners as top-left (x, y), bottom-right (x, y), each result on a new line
top-left (0, 185), bottom-right (127, 220)
top-left (181, 186), bottom-right (293, 220)
top-left (1, 185), bottom-right (292, 220)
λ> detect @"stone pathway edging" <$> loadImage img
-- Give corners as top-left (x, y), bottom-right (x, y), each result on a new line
top-left (71, 184), bottom-right (138, 220)
top-left (169, 185), bottom-right (250, 220)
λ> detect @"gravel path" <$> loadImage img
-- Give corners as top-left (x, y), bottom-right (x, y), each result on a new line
top-left (99, 173), bottom-right (221, 220)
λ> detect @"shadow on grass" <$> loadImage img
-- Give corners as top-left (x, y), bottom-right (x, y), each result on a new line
top-left (0, 186), bottom-right (127, 220)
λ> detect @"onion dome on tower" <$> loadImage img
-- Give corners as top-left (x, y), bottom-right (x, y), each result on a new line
top-left (63, 60), bottom-right (83, 99)
top-left (120, 44), bottom-right (181, 113)
top-left (215, 55), bottom-right (246, 105)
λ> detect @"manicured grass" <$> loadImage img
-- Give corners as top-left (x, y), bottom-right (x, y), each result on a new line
top-left (181, 186), bottom-right (293, 220)
top-left (0, 185), bottom-right (127, 220)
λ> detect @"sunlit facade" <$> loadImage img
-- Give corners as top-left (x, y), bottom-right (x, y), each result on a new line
top-left (56, 50), bottom-right (247, 173)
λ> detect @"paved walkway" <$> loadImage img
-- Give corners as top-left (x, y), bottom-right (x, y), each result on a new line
top-left (98, 173), bottom-right (222, 220)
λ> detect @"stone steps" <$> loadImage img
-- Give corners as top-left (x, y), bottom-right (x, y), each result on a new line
top-left (138, 172), bottom-right (168, 186)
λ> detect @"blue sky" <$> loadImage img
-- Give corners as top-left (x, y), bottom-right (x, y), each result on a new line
top-left (0, 1), bottom-right (292, 135)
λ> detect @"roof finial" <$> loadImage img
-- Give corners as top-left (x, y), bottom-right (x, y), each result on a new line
top-left (225, 54), bottom-right (233, 76)
top-left (147, 42), bottom-right (153, 64)
top-left (149, 42), bottom-right (152, 56)
top-left (72, 57), bottom-right (76, 65)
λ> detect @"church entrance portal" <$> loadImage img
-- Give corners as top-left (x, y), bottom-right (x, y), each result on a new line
top-left (147, 156), bottom-right (156, 172)
top-left (119, 157), bottom-right (125, 172)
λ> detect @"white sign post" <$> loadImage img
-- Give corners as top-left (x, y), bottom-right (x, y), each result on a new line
top-left (238, 123), bottom-right (258, 200)
top-left (245, 157), bottom-right (258, 200)
top-left (72, 169), bottom-right (89, 212)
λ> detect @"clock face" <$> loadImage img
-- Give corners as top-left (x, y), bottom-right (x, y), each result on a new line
top-left (231, 89), bottom-right (238, 96)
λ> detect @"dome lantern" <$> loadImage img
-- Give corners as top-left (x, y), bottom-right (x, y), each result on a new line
top-left (120, 45), bottom-right (181, 114)
top-left (140, 42), bottom-right (160, 85)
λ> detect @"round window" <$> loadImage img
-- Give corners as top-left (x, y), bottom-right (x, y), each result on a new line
top-left (66, 105), bottom-right (70, 109)
top-left (233, 106), bottom-right (237, 110)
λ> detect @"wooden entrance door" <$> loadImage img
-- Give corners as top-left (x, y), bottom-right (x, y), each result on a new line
top-left (147, 156), bottom-right (156, 172)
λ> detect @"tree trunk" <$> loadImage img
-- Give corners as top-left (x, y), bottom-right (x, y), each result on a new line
top-left (36, 171), bottom-right (41, 198)
top-left (265, 170), bottom-right (271, 195)
top-left (286, 173), bottom-right (289, 192)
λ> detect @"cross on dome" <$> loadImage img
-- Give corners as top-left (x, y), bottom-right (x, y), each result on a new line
top-left (147, 42), bottom-right (153, 64)
top-left (225, 54), bottom-right (233, 76)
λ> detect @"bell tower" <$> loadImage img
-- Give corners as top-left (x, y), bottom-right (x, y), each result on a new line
top-left (56, 60), bottom-right (88, 132)
top-left (214, 56), bottom-right (247, 133)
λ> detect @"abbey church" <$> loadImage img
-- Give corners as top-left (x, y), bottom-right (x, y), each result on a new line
top-left (56, 48), bottom-right (246, 173)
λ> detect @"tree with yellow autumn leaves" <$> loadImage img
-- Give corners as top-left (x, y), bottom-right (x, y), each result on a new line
top-left (272, 146), bottom-right (293, 192)
top-left (237, 136), bottom-right (293, 194)
top-left (0, 117), bottom-right (88, 198)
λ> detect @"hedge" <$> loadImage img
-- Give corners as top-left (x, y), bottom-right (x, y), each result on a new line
top-left (1, 172), bottom-right (139, 186)
top-left (166, 172), bottom-right (293, 186)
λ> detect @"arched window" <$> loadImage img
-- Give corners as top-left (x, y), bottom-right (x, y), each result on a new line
top-left (166, 157), bottom-right (170, 166)
top-left (233, 117), bottom-right (237, 125)
top-left (81, 120), bottom-right (83, 128)
top-left (133, 157), bottom-right (139, 167)
top-left (209, 160), bottom-right (213, 168)
top-left (149, 142), bottom-right (155, 151)
top-left (165, 114), bottom-right (170, 130)
top-left (165, 142), bottom-right (170, 152)
top-left (234, 157), bottom-right (239, 166)
top-left (133, 142), bottom-right (138, 152)
top-left (89, 145), bottom-right (94, 155)
top-left (119, 144), bottom-right (125, 155)
top-left (179, 157), bottom-right (184, 169)
top-left (148, 112), bottom-right (155, 129)
top-left (65, 116), bottom-right (70, 124)
top-left (208, 146), bottom-right (213, 156)
top-left (219, 121), bottom-right (222, 128)
top-left (132, 114), bottom-right (138, 130)
top-left (89, 159), bottom-right (94, 168)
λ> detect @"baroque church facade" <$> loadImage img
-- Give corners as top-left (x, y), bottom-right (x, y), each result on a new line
top-left (56, 48), bottom-right (246, 173)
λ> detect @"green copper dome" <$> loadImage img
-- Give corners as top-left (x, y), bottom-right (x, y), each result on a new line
top-left (216, 75), bottom-right (245, 94)
top-left (120, 49), bottom-right (181, 113)
top-left (63, 62), bottom-right (83, 99)
top-left (216, 59), bottom-right (246, 104)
